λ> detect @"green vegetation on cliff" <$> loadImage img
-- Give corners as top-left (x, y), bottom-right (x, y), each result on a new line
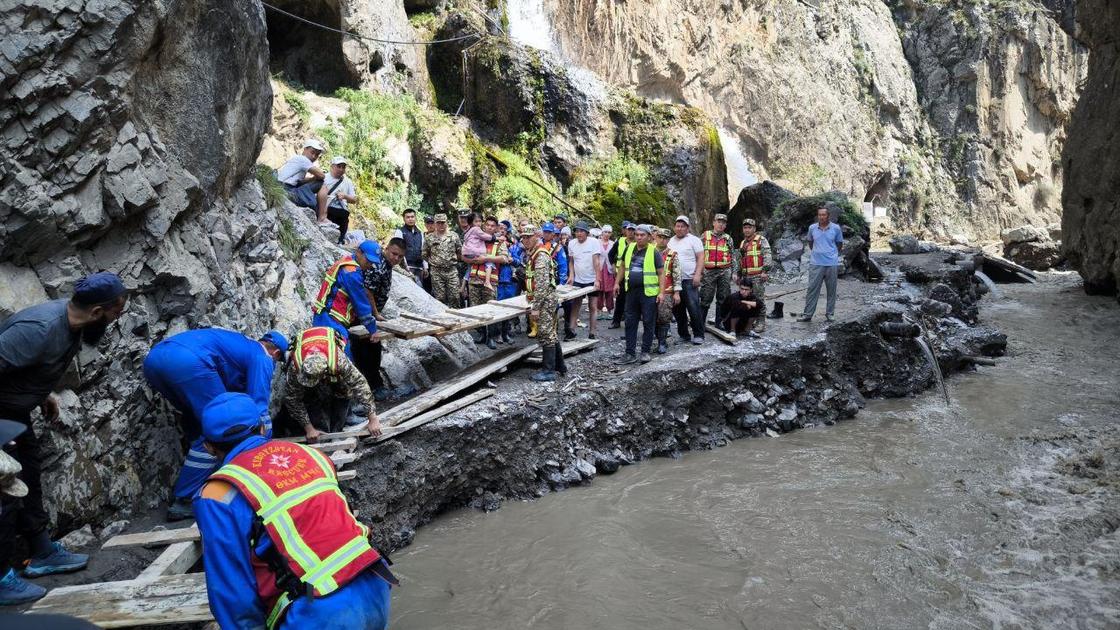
top-left (568, 157), bottom-right (675, 228)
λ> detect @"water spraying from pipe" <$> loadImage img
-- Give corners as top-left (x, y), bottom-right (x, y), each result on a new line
top-left (975, 271), bottom-right (1000, 298)
top-left (915, 336), bottom-right (950, 406)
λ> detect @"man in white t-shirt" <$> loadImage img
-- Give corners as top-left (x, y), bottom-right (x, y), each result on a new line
top-left (319, 156), bottom-right (358, 243)
top-left (275, 139), bottom-right (326, 209)
top-left (566, 220), bottom-right (603, 339)
top-left (667, 215), bottom-right (705, 344)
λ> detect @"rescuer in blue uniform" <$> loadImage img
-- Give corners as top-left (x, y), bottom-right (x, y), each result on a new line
top-left (143, 328), bottom-right (288, 521)
top-left (193, 393), bottom-right (394, 630)
top-left (311, 240), bottom-right (381, 349)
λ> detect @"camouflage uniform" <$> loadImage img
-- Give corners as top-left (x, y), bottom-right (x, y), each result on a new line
top-left (423, 230), bottom-right (462, 308)
top-left (529, 246), bottom-right (558, 347)
top-left (466, 241), bottom-right (510, 307)
top-left (284, 353), bottom-right (375, 433)
top-left (699, 230), bottom-right (734, 322)
top-left (657, 247), bottom-right (683, 326)
top-left (734, 230), bottom-right (772, 332)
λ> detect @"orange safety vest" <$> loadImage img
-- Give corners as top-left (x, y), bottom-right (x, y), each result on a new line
top-left (292, 327), bottom-right (345, 374)
top-left (312, 257), bottom-right (361, 326)
top-left (702, 231), bottom-right (732, 269)
top-left (524, 245), bottom-right (555, 300)
top-left (662, 249), bottom-right (677, 291)
top-left (740, 234), bottom-right (765, 276)
top-left (211, 441), bottom-right (382, 629)
top-left (468, 242), bottom-right (501, 285)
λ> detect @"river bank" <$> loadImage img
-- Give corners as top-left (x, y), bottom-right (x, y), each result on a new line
top-left (390, 274), bottom-right (1120, 629)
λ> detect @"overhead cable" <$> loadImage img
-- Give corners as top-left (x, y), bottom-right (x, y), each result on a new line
top-left (261, 2), bottom-right (481, 46)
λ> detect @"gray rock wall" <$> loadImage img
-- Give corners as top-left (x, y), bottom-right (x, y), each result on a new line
top-left (1062, 0), bottom-right (1120, 298)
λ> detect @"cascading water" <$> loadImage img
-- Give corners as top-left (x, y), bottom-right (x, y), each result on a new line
top-left (975, 271), bottom-right (1000, 298)
top-left (718, 127), bottom-right (758, 205)
top-left (915, 336), bottom-right (950, 405)
top-left (506, 0), bottom-right (560, 53)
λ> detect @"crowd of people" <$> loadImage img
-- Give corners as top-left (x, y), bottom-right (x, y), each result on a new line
top-left (0, 140), bottom-right (847, 628)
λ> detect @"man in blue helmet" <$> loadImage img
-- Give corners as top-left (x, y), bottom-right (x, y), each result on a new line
top-left (143, 328), bottom-right (289, 521)
top-left (194, 393), bottom-right (395, 629)
top-left (311, 240), bottom-right (381, 346)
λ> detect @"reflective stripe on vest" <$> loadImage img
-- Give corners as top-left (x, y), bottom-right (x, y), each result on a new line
top-left (702, 231), bottom-right (732, 269)
top-left (313, 257), bottom-right (360, 325)
top-left (468, 242), bottom-right (500, 284)
top-left (741, 234), bottom-right (764, 275)
top-left (615, 240), bottom-right (636, 274)
top-left (292, 327), bottom-right (344, 373)
top-left (211, 442), bottom-right (380, 629)
top-left (623, 245), bottom-right (659, 297)
top-left (662, 249), bottom-right (677, 291)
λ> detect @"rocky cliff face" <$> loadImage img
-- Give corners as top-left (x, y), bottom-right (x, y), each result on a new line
top-left (0, 0), bottom-right (475, 529)
top-left (1062, 0), bottom-right (1119, 297)
top-left (542, 0), bottom-right (1085, 239)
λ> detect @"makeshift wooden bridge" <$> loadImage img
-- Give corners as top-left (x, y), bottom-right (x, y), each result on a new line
top-left (28, 286), bottom-right (601, 627)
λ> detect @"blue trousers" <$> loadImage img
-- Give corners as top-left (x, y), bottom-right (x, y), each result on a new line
top-left (282, 571), bottom-right (391, 629)
top-left (286, 180), bottom-right (322, 209)
top-left (624, 289), bottom-right (657, 355)
top-left (144, 343), bottom-right (228, 500)
top-left (497, 282), bottom-right (518, 301)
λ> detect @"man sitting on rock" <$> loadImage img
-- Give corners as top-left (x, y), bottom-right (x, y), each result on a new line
top-left (283, 326), bottom-right (381, 442)
top-left (275, 139), bottom-right (326, 215)
top-left (318, 156), bottom-right (358, 242)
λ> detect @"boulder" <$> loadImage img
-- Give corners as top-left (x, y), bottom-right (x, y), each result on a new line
top-left (1006, 240), bottom-right (1063, 271)
top-left (411, 118), bottom-right (472, 205)
top-left (889, 235), bottom-right (939, 255)
top-left (728, 181), bottom-right (797, 232)
top-left (1001, 225), bottom-right (1048, 246)
top-left (0, 262), bottom-right (48, 319)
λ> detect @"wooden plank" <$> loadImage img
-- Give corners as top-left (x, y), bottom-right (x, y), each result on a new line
top-left (31, 573), bottom-right (211, 627)
top-left (446, 307), bottom-right (492, 321)
top-left (380, 344), bottom-right (537, 426)
top-left (372, 389), bottom-right (495, 443)
top-left (346, 325), bottom-right (392, 342)
top-left (526, 338), bottom-right (600, 364)
top-left (705, 324), bottom-right (738, 346)
top-left (338, 469), bottom-right (357, 481)
top-left (400, 310), bottom-right (470, 329)
top-left (374, 317), bottom-right (443, 339)
top-left (330, 451), bottom-right (358, 467)
top-left (306, 437), bottom-right (357, 453)
top-left (136, 541), bottom-right (202, 582)
top-left (103, 526), bottom-right (199, 550)
top-left (487, 299), bottom-right (527, 310)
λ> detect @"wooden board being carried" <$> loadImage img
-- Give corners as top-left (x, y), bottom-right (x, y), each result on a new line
top-left (30, 573), bottom-right (211, 627)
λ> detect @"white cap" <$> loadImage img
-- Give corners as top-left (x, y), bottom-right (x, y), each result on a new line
top-left (331, 156), bottom-right (348, 166)
top-left (304, 139), bottom-right (325, 152)
top-left (343, 230), bottom-right (366, 247)
top-left (590, 228), bottom-right (602, 237)
top-left (601, 224), bottom-right (613, 233)
top-left (560, 226), bottom-right (572, 236)
top-left (675, 215), bottom-right (690, 225)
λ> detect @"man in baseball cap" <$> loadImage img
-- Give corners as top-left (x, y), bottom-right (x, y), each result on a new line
top-left (276, 139), bottom-right (328, 210)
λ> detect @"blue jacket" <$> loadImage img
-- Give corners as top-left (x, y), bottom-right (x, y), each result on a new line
top-left (553, 244), bottom-right (569, 284)
top-left (157, 329), bottom-right (276, 420)
top-left (325, 262), bottom-right (376, 329)
top-left (501, 242), bottom-right (524, 284)
top-left (194, 435), bottom-right (391, 629)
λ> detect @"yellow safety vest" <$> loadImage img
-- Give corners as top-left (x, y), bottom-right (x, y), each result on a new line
top-left (622, 245), bottom-right (660, 297)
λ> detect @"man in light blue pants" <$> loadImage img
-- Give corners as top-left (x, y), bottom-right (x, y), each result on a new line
top-left (798, 207), bottom-right (844, 322)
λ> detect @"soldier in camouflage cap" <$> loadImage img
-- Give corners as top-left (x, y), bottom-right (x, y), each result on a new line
top-left (284, 327), bottom-right (379, 441)
top-left (422, 213), bottom-right (463, 308)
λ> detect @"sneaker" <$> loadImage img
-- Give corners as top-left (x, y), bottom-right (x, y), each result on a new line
top-left (657, 342), bottom-right (668, 354)
top-left (825, 314), bottom-right (835, 322)
top-left (530, 370), bottom-right (556, 382)
top-left (640, 352), bottom-right (652, 364)
top-left (23, 542), bottom-right (88, 578)
top-left (0, 569), bottom-right (46, 605)
top-left (564, 330), bottom-right (577, 341)
top-left (393, 384), bottom-right (418, 398)
top-left (596, 314), bottom-right (611, 321)
top-left (486, 338), bottom-right (497, 350)
top-left (796, 315), bottom-right (813, 322)
top-left (617, 354), bottom-right (638, 365)
top-left (607, 323), bottom-right (621, 330)
top-left (748, 331), bottom-right (762, 339)
top-left (691, 338), bottom-right (704, 345)
top-left (166, 498), bottom-right (193, 523)
top-left (588, 333), bottom-right (597, 340)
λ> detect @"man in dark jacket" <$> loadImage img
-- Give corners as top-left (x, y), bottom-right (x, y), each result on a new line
top-left (0, 273), bottom-right (128, 604)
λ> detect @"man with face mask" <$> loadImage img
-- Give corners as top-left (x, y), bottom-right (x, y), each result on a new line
top-left (0, 272), bottom-right (128, 603)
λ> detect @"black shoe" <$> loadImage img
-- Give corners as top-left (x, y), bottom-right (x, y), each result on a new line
top-left (564, 329), bottom-right (577, 341)
top-left (657, 342), bottom-right (668, 354)
top-left (608, 323), bottom-right (621, 330)
top-left (588, 333), bottom-right (597, 340)
top-left (617, 354), bottom-right (638, 365)
top-left (166, 498), bottom-right (194, 522)
top-left (486, 338), bottom-right (497, 350)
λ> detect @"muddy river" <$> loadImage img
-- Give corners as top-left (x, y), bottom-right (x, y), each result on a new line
top-left (391, 278), bottom-right (1120, 629)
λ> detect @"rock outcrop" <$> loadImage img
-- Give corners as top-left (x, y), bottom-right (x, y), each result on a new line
top-left (1062, 0), bottom-right (1120, 297)
top-left (265, 0), bottom-right (431, 101)
top-left (0, 0), bottom-right (476, 529)
top-left (542, 0), bottom-right (1086, 239)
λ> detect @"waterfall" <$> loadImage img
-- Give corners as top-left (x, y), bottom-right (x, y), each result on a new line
top-left (506, 0), bottom-right (560, 53)
top-left (718, 128), bottom-right (758, 205)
